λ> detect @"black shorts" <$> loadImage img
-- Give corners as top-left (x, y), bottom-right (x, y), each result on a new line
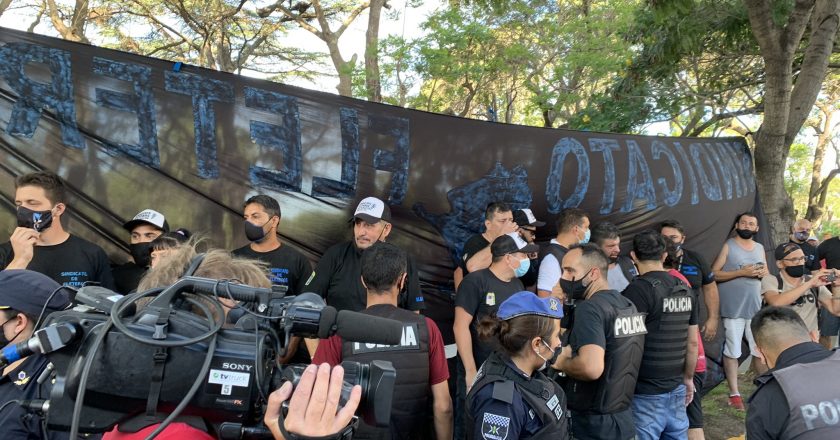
top-left (687, 373), bottom-right (704, 429)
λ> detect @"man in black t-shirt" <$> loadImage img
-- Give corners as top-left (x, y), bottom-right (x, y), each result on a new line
top-left (305, 197), bottom-right (424, 313)
top-left (0, 171), bottom-right (114, 289)
top-left (622, 230), bottom-right (698, 440)
top-left (789, 219), bottom-right (821, 272)
top-left (112, 209), bottom-right (169, 294)
top-left (552, 244), bottom-right (644, 440)
top-left (453, 233), bottom-right (536, 440)
top-left (453, 202), bottom-right (518, 289)
top-left (232, 195), bottom-right (312, 296)
top-left (817, 234), bottom-right (840, 348)
top-left (660, 219), bottom-right (720, 343)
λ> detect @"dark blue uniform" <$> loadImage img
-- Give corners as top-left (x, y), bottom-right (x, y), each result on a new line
top-left (0, 354), bottom-right (78, 440)
top-left (470, 359), bottom-right (544, 439)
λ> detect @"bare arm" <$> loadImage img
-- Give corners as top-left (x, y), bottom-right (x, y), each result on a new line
top-left (465, 246), bottom-right (492, 273)
top-left (711, 243), bottom-right (753, 282)
top-left (454, 307), bottom-right (478, 389)
top-left (431, 381), bottom-right (453, 440)
top-left (553, 344), bottom-right (605, 381)
top-left (454, 267), bottom-right (464, 291)
top-left (6, 228), bottom-right (38, 270)
top-left (701, 282), bottom-right (720, 341)
top-left (683, 325), bottom-right (699, 405)
top-left (764, 275), bottom-right (825, 307)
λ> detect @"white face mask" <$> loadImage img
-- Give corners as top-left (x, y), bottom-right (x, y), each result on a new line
top-left (535, 339), bottom-right (556, 371)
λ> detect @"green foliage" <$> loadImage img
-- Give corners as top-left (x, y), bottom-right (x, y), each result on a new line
top-left (784, 142), bottom-right (814, 215)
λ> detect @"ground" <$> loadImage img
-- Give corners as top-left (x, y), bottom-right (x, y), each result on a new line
top-left (702, 374), bottom-right (757, 440)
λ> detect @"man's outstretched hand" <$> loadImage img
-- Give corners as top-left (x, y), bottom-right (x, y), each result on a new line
top-left (264, 363), bottom-right (362, 440)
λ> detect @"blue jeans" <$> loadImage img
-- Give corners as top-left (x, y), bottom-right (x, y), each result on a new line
top-left (631, 384), bottom-right (689, 440)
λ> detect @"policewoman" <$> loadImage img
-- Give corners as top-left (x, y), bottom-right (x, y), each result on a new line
top-left (467, 291), bottom-right (570, 440)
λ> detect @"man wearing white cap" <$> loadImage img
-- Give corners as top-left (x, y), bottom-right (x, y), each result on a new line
top-left (305, 196), bottom-right (425, 313)
top-left (112, 209), bottom-right (169, 293)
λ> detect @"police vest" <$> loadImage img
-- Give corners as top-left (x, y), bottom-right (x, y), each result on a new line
top-left (538, 242), bottom-right (568, 270)
top-left (637, 273), bottom-right (693, 380)
top-left (341, 305), bottom-right (430, 440)
top-left (467, 352), bottom-right (570, 440)
top-left (565, 292), bottom-right (646, 414)
top-left (772, 350), bottom-right (840, 439)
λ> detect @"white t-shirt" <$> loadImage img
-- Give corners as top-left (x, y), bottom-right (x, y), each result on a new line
top-left (537, 239), bottom-right (563, 292)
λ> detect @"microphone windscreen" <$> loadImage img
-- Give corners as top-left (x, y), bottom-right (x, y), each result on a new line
top-left (317, 306), bottom-right (338, 339)
top-left (335, 310), bottom-right (403, 345)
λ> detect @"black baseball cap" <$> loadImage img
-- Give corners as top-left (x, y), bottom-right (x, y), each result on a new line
top-left (775, 243), bottom-right (802, 261)
top-left (491, 233), bottom-right (539, 257)
top-left (0, 270), bottom-right (70, 317)
top-left (513, 209), bottom-right (546, 228)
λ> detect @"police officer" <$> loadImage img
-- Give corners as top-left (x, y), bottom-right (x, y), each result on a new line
top-left (622, 230), bottom-right (699, 439)
top-left (552, 244), bottom-right (645, 440)
top-left (468, 291), bottom-right (569, 440)
top-left (747, 306), bottom-right (840, 439)
top-left (0, 270), bottom-right (72, 440)
top-left (312, 242), bottom-right (452, 440)
top-left (306, 196), bottom-right (424, 313)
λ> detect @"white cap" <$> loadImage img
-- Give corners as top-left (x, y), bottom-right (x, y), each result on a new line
top-left (123, 209), bottom-right (169, 232)
top-left (353, 197), bottom-right (392, 223)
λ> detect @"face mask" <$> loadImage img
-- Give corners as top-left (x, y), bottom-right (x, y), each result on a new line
top-left (17, 206), bottom-right (54, 232)
top-left (736, 228), bottom-right (756, 239)
top-left (535, 340), bottom-right (556, 371)
top-left (675, 242), bottom-right (683, 252)
top-left (130, 242), bottom-right (152, 267)
top-left (0, 316), bottom-right (22, 349)
top-left (559, 269), bottom-right (592, 300)
top-left (514, 257), bottom-right (530, 278)
top-left (784, 265), bottom-right (806, 278)
top-left (244, 219), bottom-right (271, 243)
top-left (794, 231), bottom-right (809, 242)
top-left (580, 228), bottom-right (591, 244)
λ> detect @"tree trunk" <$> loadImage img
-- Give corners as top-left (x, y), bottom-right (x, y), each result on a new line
top-left (324, 34), bottom-right (354, 97)
top-left (806, 105), bottom-right (836, 223)
top-left (365, 0), bottom-right (384, 102)
top-left (744, 0), bottom-right (840, 244)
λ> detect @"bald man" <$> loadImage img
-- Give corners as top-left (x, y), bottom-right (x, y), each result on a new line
top-left (747, 306), bottom-right (840, 439)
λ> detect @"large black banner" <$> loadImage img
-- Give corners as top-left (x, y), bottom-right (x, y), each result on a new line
top-left (0, 27), bottom-right (760, 299)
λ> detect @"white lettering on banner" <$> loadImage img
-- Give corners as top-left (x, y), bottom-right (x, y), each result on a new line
top-left (663, 297), bottom-right (693, 313)
top-left (801, 400), bottom-right (840, 430)
top-left (614, 314), bottom-right (647, 337)
top-left (209, 369), bottom-right (250, 388)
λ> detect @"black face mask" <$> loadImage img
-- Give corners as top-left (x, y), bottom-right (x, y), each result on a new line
top-left (245, 219), bottom-right (272, 243)
top-left (0, 316), bottom-right (22, 349)
top-left (130, 242), bottom-right (153, 267)
top-left (17, 206), bottom-right (53, 232)
top-left (784, 265), bottom-right (806, 278)
top-left (559, 269), bottom-right (591, 300)
top-left (735, 228), bottom-right (756, 239)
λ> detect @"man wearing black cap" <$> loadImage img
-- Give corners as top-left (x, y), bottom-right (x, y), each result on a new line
top-left (453, 233), bottom-right (538, 438)
top-left (112, 209), bottom-right (169, 294)
top-left (512, 209), bottom-right (544, 288)
top-left (306, 197), bottom-right (424, 313)
top-left (0, 171), bottom-right (114, 290)
top-left (0, 270), bottom-right (72, 440)
top-left (232, 195), bottom-right (312, 296)
top-left (761, 243), bottom-right (840, 334)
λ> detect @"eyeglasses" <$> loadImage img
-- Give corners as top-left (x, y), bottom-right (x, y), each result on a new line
top-left (783, 256), bottom-right (806, 263)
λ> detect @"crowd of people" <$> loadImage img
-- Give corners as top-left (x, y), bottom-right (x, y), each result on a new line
top-left (1, 170), bottom-right (840, 440)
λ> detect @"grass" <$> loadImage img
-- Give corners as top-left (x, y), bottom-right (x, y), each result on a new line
top-left (700, 373), bottom-right (757, 440)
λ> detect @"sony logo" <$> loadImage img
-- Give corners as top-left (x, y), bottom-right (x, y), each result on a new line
top-left (222, 362), bottom-right (253, 372)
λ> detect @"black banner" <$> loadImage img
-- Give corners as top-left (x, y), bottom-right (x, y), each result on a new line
top-left (0, 27), bottom-right (760, 298)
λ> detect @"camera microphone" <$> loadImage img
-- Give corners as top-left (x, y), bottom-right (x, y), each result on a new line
top-left (0, 323), bottom-right (80, 368)
top-left (316, 308), bottom-right (404, 345)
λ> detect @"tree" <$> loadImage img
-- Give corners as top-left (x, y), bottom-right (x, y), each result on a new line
top-left (804, 75), bottom-right (840, 225)
top-left (747, 0), bottom-right (840, 243)
top-left (257, 0), bottom-right (377, 97)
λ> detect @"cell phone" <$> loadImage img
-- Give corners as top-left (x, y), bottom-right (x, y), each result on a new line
top-left (755, 262), bottom-right (765, 268)
top-left (825, 272), bottom-right (837, 283)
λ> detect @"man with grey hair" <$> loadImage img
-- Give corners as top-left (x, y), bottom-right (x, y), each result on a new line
top-left (747, 306), bottom-right (840, 439)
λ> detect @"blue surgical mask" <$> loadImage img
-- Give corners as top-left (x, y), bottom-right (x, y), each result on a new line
top-left (580, 228), bottom-right (591, 244)
top-left (514, 257), bottom-right (530, 278)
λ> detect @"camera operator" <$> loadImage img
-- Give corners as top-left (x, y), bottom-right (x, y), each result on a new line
top-left (0, 270), bottom-right (73, 440)
top-left (264, 363), bottom-right (362, 440)
top-left (312, 242), bottom-right (452, 440)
